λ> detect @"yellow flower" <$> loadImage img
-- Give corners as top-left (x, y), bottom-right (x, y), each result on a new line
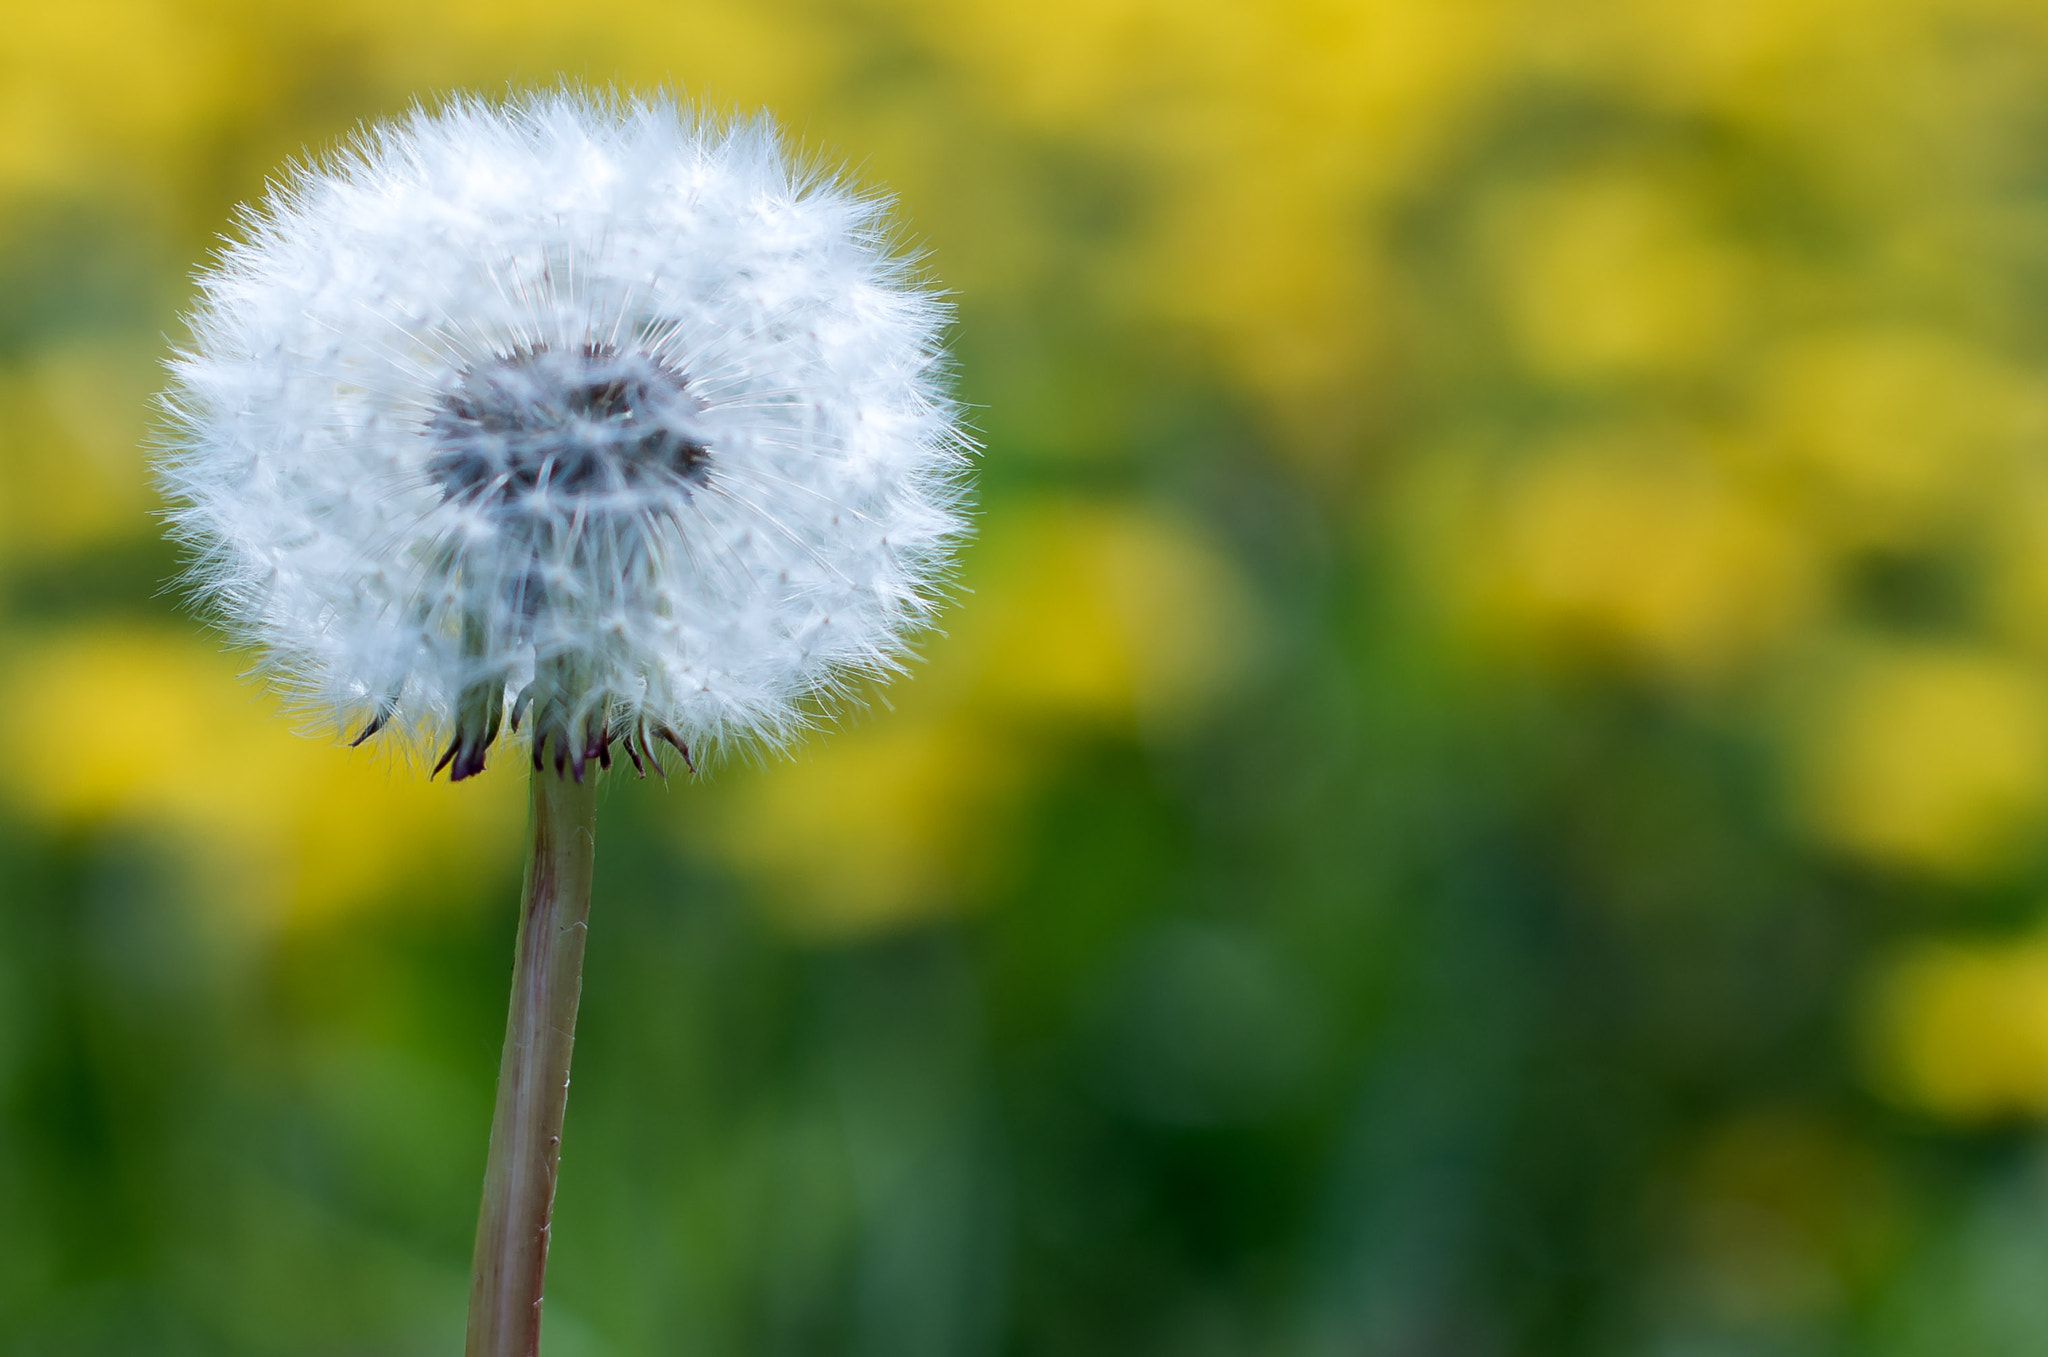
top-left (1441, 430), bottom-right (1812, 679)
top-left (1483, 167), bottom-right (1753, 384)
top-left (1788, 644), bottom-right (2048, 877)
top-left (1865, 934), bottom-right (2048, 1121)
top-left (0, 629), bottom-right (520, 927)
top-left (1760, 331), bottom-right (2048, 548)
top-left (702, 499), bottom-right (1257, 936)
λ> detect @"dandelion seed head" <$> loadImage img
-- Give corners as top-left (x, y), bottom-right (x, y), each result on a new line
top-left (156, 89), bottom-right (970, 779)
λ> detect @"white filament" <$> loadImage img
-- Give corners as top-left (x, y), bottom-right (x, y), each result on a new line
top-left (157, 90), bottom-right (970, 765)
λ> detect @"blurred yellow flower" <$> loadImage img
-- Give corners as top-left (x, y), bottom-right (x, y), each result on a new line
top-left (956, 500), bottom-right (1260, 729)
top-left (705, 499), bottom-right (1256, 937)
top-left (1865, 934), bottom-right (2048, 1121)
top-left (1790, 644), bottom-right (2048, 877)
top-left (1485, 168), bottom-right (1753, 383)
top-left (1761, 331), bottom-right (2048, 548)
top-left (1444, 432), bottom-right (1812, 679)
top-left (0, 343), bottom-right (158, 559)
top-left (0, 628), bottom-right (520, 927)
top-left (894, 0), bottom-right (1508, 456)
top-left (0, 0), bottom-right (257, 190)
top-left (1557, 0), bottom-right (1852, 104)
top-left (709, 713), bottom-right (1024, 941)
top-left (1985, 470), bottom-right (2048, 659)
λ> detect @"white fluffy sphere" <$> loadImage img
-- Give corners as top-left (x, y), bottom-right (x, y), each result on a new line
top-left (158, 91), bottom-right (969, 779)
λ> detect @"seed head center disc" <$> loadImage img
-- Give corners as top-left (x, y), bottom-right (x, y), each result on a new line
top-left (428, 344), bottom-right (710, 512)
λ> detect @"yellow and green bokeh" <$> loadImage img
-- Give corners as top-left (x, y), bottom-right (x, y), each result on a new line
top-left (8, 0), bottom-right (2048, 1350)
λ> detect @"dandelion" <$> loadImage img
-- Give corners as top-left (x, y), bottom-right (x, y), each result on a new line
top-left (156, 89), bottom-right (968, 1356)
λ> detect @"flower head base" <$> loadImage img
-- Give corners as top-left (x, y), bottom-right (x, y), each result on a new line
top-left (158, 91), bottom-right (969, 779)
top-left (426, 344), bottom-right (711, 515)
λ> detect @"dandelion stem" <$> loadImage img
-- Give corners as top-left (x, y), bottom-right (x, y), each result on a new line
top-left (465, 766), bottom-right (599, 1357)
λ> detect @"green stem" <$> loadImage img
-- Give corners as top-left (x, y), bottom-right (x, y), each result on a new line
top-left (465, 766), bottom-right (599, 1357)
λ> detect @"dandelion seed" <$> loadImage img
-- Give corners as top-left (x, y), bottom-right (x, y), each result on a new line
top-left (158, 88), bottom-right (969, 781)
top-left (152, 89), bottom-right (970, 1357)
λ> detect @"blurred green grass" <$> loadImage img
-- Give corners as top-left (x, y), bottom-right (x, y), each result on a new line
top-left (11, 0), bottom-right (2048, 1351)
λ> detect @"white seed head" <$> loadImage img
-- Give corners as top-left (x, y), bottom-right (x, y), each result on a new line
top-left (157, 90), bottom-right (970, 780)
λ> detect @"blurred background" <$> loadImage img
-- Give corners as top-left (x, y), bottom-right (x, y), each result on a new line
top-left (7, 0), bottom-right (2048, 1352)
